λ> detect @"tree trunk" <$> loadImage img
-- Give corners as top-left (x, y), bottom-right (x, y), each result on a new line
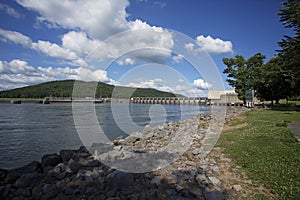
top-left (275, 98), bottom-right (279, 104)
top-left (271, 99), bottom-right (274, 106)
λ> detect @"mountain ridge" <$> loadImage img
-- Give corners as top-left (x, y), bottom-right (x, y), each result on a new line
top-left (0, 80), bottom-right (183, 98)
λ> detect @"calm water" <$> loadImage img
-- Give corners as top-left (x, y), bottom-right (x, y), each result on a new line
top-left (0, 103), bottom-right (209, 169)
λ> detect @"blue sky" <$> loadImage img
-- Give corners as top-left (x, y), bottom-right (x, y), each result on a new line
top-left (0, 0), bottom-right (294, 96)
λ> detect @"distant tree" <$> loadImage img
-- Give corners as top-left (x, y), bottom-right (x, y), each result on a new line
top-left (223, 53), bottom-right (266, 103)
top-left (277, 0), bottom-right (300, 98)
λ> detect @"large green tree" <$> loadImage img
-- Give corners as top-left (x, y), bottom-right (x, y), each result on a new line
top-left (278, 0), bottom-right (300, 97)
top-left (253, 57), bottom-right (292, 104)
top-left (223, 53), bottom-right (266, 103)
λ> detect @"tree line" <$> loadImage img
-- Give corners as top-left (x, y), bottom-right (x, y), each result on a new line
top-left (223, 0), bottom-right (300, 105)
top-left (0, 80), bottom-right (178, 99)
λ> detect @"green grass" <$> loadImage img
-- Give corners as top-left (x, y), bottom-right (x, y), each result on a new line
top-left (218, 110), bottom-right (300, 199)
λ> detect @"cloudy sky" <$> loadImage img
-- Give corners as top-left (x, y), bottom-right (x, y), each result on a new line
top-left (0, 0), bottom-right (293, 96)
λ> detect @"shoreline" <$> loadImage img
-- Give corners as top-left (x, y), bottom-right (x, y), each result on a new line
top-left (0, 107), bottom-right (248, 199)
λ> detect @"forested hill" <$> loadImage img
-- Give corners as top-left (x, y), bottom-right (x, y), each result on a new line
top-left (0, 80), bottom-right (180, 98)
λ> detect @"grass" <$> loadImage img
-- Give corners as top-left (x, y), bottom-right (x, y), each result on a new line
top-left (217, 109), bottom-right (300, 199)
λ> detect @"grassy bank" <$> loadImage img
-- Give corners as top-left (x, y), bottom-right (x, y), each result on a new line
top-left (218, 109), bottom-right (300, 199)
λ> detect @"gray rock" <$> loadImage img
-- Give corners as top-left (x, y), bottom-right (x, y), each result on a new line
top-left (67, 159), bottom-right (80, 173)
top-left (31, 186), bottom-right (42, 199)
top-left (204, 189), bottom-right (222, 200)
top-left (85, 187), bottom-right (95, 195)
top-left (208, 176), bottom-right (220, 185)
top-left (59, 149), bottom-right (75, 162)
top-left (42, 184), bottom-right (59, 199)
top-left (15, 188), bottom-right (31, 197)
top-left (232, 184), bottom-right (242, 192)
top-left (5, 161), bottom-right (41, 184)
top-left (63, 187), bottom-right (73, 196)
top-left (41, 153), bottom-right (62, 169)
top-left (14, 172), bottom-right (42, 187)
top-left (192, 148), bottom-right (201, 155)
top-left (0, 168), bottom-right (7, 183)
top-left (211, 166), bottom-right (220, 174)
top-left (106, 170), bottom-right (134, 189)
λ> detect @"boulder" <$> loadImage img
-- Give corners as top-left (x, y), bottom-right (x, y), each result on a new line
top-left (106, 170), bottom-right (134, 190)
top-left (14, 172), bottom-right (42, 188)
top-left (204, 189), bottom-right (222, 200)
top-left (41, 154), bottom-right (62, 170)
top-left (5, 161), bottom-right (41, 184)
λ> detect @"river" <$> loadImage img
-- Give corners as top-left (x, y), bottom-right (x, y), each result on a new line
top-left (0, 103), bottom-right (210, 169)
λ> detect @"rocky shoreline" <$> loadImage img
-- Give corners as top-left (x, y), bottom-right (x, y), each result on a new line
top-left (0, 107), bottom-right (248, 200)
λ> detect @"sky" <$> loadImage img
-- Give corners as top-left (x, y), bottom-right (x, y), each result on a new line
top-left (0, 0), bottom-right (294, 97)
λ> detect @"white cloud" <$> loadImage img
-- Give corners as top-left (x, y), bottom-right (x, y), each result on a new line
top-left (117, 57), bottom-right (136, 65)
top-left (193, 79), bottom-right (212, 89)
top-left (185, 35), bottom-right (233, 54)
top-left (32, 40), bottom-right (78, 60)
top-left (16, 0), bottom-right (174, 64)
top-left (184, 43), bottom-right (195, 51)
top-left (178, 78), bottom-right (185, 83)
top-left (0, 29), bottom-right (32, 47)
top-left (61, 31), bottom-right (100, 56)
top-left (0, 3), bottom-right (22, 19)
top-left (172, 54), bottom-right (184, 63)
top-left (16, 0), bottom-right (130, 40)
top-left (0, 59), bottom-right (115, 90)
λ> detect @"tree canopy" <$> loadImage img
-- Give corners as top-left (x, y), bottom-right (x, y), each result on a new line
top-left (223, 0), bottom-right (300, 104)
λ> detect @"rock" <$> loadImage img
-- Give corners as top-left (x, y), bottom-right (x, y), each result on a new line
top-left (41, 153), bottom-right (62, 169)
top-left (211, 166), bottom-right (220, 174)
top-left (32, 186), bottom-right (42, 199)
top-left (59, 149), bottom-right (75, 162)
top-left (150, 177), bottom-right (161, 186)
top-left (187, 151), bottom-right (194, 160)
top-left (14, 172), bottom-right (42, 188)
top-left (85, 187), bottom-right (95, 195)
top-left (166, 175), bottom-right (177, 185)
top-left (204, 189), bottom-right (222, 200)
top-left (67, 159), bottom-right (80, 173)
top-left (195, 174), bottom-right (207, 183)
top-left (0, 168), bottom-right (7, 182)
top-left (42, 184), bottom-right (59, 199)
top-left (5, 161), bottom-right (41, 184)
top-left (143, 125), bottom-right (152, 134)
top-left (106, 170), bottom-right (134, 189)
top-left (185, 161), bottom-right (196, 167)
top-left (208, 176), bottom-right (220, 185)
top-left (15, 188), bottom-right (31, 197)
top-left (192, 148), bottom-right (201, 155)
top-left (232, 184), bottom-right (242, 192)
top-left (63, 187), bottom-right (73, 196)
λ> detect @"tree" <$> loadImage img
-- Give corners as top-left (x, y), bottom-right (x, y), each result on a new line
top-left (277, 0), bottom-right (300, 98)
top-left (223, 53), bottom-right (266, 103)
top-left (253, 57), bottom-right (292, 104)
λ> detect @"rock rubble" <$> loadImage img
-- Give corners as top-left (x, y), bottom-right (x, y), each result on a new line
top-left (0, 107), bottom-right (248, 199)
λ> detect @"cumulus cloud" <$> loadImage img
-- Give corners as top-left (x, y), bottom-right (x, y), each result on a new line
top-left (0, 59), bottom-right (114, 90)
top-left (173, 54), bottom-right (184, 63)
top-left (15, 0), bottom-right (174, 64)
top-left (0, 29), bottom-right (32, 47)
top-left (0, 3), bottom-right (22, 19)
top-left (185, 35), bottom-right (233, 54)
top-left (16, 0), bottom-right (129, 40)
top-left (193, 79), bottom-right (212, 89)
top-left (61, 31), bottom-right (100, 56)
top-left (32, 40), bottom-right (78, 60)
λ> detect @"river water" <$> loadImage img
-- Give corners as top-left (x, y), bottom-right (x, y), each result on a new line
top-left (0, 103), bottom-right (210, 169)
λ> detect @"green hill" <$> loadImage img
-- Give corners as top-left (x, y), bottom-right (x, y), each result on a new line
top-left (0, 80), bottom-right (181, 98)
